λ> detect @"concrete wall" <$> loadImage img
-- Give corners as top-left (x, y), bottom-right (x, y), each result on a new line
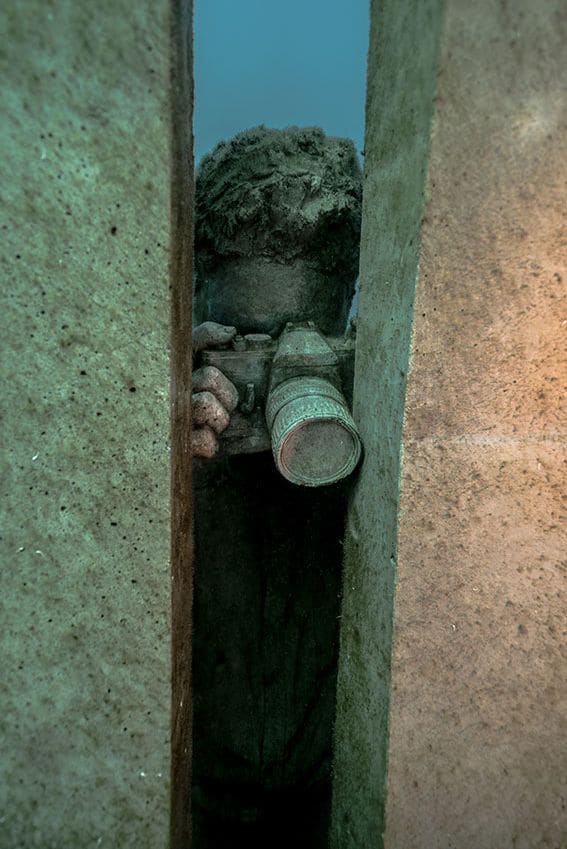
top-left (170, 0), bottom-right (195, 845)
top-left (0, 2), bottom-right (192, 846)
top-left (333, 0), bottom-right (566, 847)
top-left (386, 1), bottom-right (566, 847)
top-left (331, 1), bottom-right (443, 845)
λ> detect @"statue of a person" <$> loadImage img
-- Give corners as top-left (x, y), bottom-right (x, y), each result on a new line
top-left (191, 125), bottom-right (362, 848)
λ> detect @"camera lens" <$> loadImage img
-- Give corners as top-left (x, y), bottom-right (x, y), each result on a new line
top-left (266, 377), bottom-right (362, 486)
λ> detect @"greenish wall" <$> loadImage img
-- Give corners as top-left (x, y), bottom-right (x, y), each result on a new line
top-left (170, 0), bottom-right (194, 845)
top-left (331, 1), bottom-right (442, 846)
top-left (0, 2), bottom-right (176, 846)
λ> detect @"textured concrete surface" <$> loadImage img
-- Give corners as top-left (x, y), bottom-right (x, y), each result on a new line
top-left (0, 2), bottom-right (175, 846)
top-left (169, 2), bottom-right (194, 846)
top-left (385, 1), bottom-right (567, 847)
top-left (331, 2), bottom-right (443, 846)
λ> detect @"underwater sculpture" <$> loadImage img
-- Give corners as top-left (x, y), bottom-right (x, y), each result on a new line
top-left (191, 126), bottom-right (362, 848)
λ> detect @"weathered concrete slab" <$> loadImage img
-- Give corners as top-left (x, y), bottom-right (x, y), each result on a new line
top-left (333, 0), bottom-right (565, 846)
top-left (0, 2), bottom-right (181, 846)
top-left (331, 1), bottom-right (443, 846)
top-left (386, 0), bottom-right (566, 847)
top-left (388, 443), bottom-right (565, 848)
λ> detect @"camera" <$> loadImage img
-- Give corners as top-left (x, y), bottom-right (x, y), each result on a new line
top-left (200, 322), bottom-right (361, 486)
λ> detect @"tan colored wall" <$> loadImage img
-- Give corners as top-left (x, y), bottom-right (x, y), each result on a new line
top-left (386, 1), bottom-right (566, 847)
top-left (0, 2), bottom-right (192, 846)
top-left (333, 0), bottom-right (565, 846)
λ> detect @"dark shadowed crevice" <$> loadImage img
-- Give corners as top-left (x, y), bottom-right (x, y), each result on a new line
top-left (190, 127), bottom-right (363, 849)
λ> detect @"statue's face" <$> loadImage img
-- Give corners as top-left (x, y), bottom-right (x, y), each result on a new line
top-left (201, 256), bottom-right (352, 337)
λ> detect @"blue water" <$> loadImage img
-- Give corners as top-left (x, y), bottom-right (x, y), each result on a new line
top-left (194, 0), bottom-right (369, 163)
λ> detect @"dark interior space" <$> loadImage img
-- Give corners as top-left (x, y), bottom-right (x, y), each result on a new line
top-left (192, 453), bottom-right (348, 847)
top-left (190, 126), bottom-right (362, 847)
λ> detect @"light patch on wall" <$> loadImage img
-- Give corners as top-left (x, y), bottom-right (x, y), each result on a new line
top-left (511, 92), bottom-right (564, 146)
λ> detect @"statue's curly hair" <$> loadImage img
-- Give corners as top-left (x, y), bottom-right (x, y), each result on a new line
top-left (194, 125), bottom-right (362, 285)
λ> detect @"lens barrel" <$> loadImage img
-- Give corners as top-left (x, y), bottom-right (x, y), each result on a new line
top-left (266, 377), bottom-right (362, 486)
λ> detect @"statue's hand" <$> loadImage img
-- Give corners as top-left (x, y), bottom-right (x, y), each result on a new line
top-left (192, 322), bottom-right (239, 459)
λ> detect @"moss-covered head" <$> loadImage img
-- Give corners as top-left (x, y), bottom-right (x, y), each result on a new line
top-left (194, 126), bottom-right (362, 336)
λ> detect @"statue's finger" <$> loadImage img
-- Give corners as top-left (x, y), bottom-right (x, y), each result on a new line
top-left (192, 391), bottom-right (230, 434)
top-left (192, 321), bottom-right (237, 353)
top-left (191, 425), bottom-right (218, 459)
top-left (193, 366), bottom-right (239, 412)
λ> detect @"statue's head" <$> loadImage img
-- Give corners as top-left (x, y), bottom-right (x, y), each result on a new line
top-left (194, 125), bottom-right (362, 336)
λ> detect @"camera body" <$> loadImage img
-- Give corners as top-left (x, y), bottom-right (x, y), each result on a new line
top-left (201, 322), bottom-right (360, 486)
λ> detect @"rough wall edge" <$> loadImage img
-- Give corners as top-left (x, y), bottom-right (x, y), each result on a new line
top-left (331, 1), bottom-right (444, 846)
top-left (169, 1), bottom-right (194, 846)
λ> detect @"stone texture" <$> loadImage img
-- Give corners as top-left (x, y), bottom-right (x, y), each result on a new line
top-left (169, 2), bottom-right (195, 845)
top-left (333, 0), bottom-right (565, 847)
top-left (385, 0), bottom-right (567, 847)
top-left (387, 443), bottom-right (565, 849)
top-left (331, 2), bottom-right (443, 846)
top-left (0, 2), bottom-right (175, 846)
